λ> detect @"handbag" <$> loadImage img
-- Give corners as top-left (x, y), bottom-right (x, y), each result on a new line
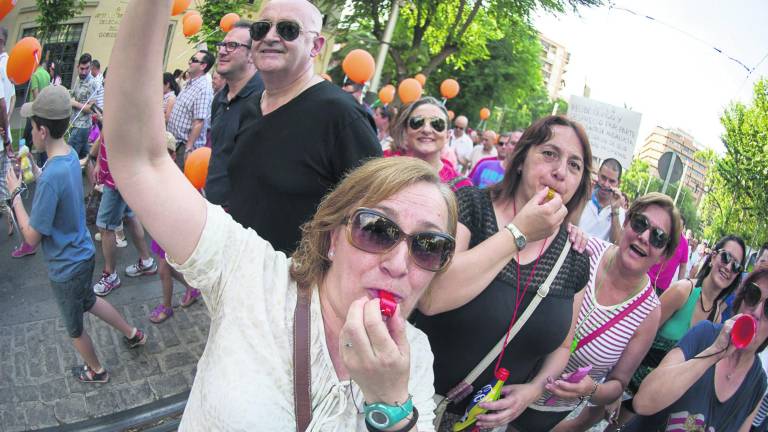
top-left (293, 284), bottom-right (312, 431)
top-left (433, 240), bottom-right (572, 428)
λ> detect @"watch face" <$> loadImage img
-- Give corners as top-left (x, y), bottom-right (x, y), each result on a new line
top-left (369, 410), bottom-right (389, 427)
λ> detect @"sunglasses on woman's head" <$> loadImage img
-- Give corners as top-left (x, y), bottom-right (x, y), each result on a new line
top-left (743, 282), bottom-right (767, 316)
top-left (408, 116), bottom-right (447, 132)
top-left (250, 20), bottom-right (317, 42)
top-left (628, 213), bottom-right (669, 249)
top-left (345, 208), bottom-right (455, 272)
top-left (715, 249), bottom-right (743, 273)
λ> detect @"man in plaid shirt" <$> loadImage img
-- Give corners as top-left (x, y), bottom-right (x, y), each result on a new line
top-left (167, 50), bottom-right (215, 168)
top-left (69, 53), bottom-right (100, 159)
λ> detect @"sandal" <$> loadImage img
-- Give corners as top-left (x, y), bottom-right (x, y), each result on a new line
top-left (181, 288), bottom-right (201, 308)
top-left (149, 304), bottom-right (174, 324)
top-left (72, 365), bottom-right (109, 383)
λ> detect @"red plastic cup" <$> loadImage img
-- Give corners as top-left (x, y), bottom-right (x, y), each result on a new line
top-left (731, 315), bottom-right (757, 349)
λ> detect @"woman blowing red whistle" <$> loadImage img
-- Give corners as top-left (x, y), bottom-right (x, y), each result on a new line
top-left (103, 1), bottom-right (458, 430)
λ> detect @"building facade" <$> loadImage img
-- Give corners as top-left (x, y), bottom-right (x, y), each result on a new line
top-left (637, 126), bottom-right (709, 200)
top-left (539, 33), bottom-right (569, 101)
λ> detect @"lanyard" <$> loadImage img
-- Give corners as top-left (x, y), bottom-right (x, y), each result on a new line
top-left (493, 200), bottom-right (547, 374)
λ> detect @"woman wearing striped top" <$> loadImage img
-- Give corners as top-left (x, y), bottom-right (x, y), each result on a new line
top-left (527, 193), bottom-right (681, 431)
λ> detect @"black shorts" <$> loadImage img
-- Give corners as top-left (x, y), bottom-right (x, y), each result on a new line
top-left (50, 257), bottom-right (97, 338)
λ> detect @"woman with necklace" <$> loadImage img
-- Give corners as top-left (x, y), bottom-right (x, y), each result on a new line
top-left (626, 268), bottom-right (768, 431)
top-left (526, 193), bottom-right (677, 431)
top-left (412, 115), bottom-right (593, 431)
top-left (610, 234), bottom-right (746, 430)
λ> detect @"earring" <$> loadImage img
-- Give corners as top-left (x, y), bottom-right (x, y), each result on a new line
top-left (328, 250), bottom-right (335, 259)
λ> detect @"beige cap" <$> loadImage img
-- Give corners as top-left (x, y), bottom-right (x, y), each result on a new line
top-left (20, 86), bottom-right (71, 120)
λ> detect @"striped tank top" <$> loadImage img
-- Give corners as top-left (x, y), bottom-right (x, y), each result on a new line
top-left (531, 237), bottom-right (660, 411)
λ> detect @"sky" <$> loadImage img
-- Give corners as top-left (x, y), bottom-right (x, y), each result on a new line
top-left (534, 0), bottom-right (768, 155)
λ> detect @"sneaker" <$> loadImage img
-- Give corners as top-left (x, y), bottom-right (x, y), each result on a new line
top-left (124, 328), bottom-right (147, 348)
top-left (73, 365), bottom-right (109, 384)
top-left (115, 237), bottom-right (128, 248)
top-left (93, 272), bottom-right (121, 296)
top-left (94, 232), bottom-right (102, 242)
top-left (125, 257), bottom-right (157, 277)
top-left (11, 242), bottom-right (37, 258)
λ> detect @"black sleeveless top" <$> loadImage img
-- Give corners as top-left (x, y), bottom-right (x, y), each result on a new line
top-left (411, 187), bottom-right (590, 415)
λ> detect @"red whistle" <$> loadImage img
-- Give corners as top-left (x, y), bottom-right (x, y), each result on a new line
top-left (732, 315), bottom-right (757, 349)
top-left (379, 291), bottom-right (397, 320)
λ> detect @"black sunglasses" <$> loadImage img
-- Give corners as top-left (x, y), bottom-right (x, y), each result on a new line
top-left (715, 249), bottom-right (743, 273)
top-left (250, 20), bottom-right (318, 42)
top-left (408, 116), bottom-right (447, 133)
top-left (345, 208), bottom-right (455, 272)
top-left (189, 57), bottom-right (203, 64)
top-left (215, 41), bottom-right (252, 52)
top-left (628, 213), bottom-right (670, 250)
top-left (743, 282), bottom-right (767, 316)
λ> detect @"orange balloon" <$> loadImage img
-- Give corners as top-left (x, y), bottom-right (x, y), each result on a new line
top-left (0, 0), bottom-right (17, 22)
top-left (220, 13), bottom-right (240, 33)
top-left (182, 10), bottom-right (200, 26)
top-left (414, 73), bottom-right (426, 87)
top-left (480, 107), bottom-right (491, 120)
top-left (183, 13), bottom-right (203, 37)
top-left (440, 79), bottom-right (460, 99)
top-left (378, 85), bottom-right (395, 105)
top-left (398, 78), bottom-right (423, 104)
top-left (320, 73), bottom-right (332, 82)
top-left (172, 0), bottom-right (191, 16)
top-left (184, 147), bottom-right (212, 189)
top-left (7, 37), bottom-right (41, 85)
top-left (342, 49), bottom-right (375, 84)
top-left (447, 110), bottom-right (455, 121)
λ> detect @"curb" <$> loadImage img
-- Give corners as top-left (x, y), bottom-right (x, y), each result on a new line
top-left (37, 391), bottom-right (189, 432)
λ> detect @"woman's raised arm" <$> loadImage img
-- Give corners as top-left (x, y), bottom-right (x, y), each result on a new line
top-left (104, 0), bottom-right (206, 264)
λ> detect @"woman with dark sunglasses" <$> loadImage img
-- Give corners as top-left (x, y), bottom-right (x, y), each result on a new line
top-left (412, 115), bottom-right (594, 431)
top-left (608, 234), bottom-right (746, 429)
top-left (104, 2), bottom-right (461, 430)
top-left (387, 97), bottom-right (472, 192)
top-left (625, 269), bottom-right (768, 431)
top-left (523, 193), bottom-right (681, 431)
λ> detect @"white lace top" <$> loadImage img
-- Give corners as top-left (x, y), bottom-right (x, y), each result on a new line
top-left (170, 203), bottom-right (436, 431)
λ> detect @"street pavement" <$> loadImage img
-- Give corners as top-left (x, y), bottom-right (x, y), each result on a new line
top-left (0, 187), bottom-right (210, 431)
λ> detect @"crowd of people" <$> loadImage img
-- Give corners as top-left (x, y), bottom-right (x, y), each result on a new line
top-left (2, 0), bottom-right (768, 431)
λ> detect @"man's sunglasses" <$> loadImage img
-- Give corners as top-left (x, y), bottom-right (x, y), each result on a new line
top-left (714, 249), bottom-right (743, 273)
top-left (408, 116), bottom-right (447, 133)
top-left (628, 213), bottom-right (670, 250)
top-left (250, 20), bottom-right (318, 42)
top-left (742, 282), bottom-right (767, 316)
top-left (215, 41), bottom-right (252, 52)
top-left (189, 57), bottom-right (203, 64)
top-left (345, 208), bottom-right (455, 272)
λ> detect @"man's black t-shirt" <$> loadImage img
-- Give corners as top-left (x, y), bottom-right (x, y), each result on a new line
top-left (228, 80), bottom-right (381, 253)
top-left (206, 72), bottom-right (264, 207)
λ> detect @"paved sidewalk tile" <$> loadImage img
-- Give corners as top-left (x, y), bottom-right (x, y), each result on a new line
top-left (0, 298), bottom-right (210, 430)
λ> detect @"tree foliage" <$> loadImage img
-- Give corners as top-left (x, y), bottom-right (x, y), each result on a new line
top-left (699, 77), bottom-right (768, 248)
top-left (332, 0), bottom-right (601, 82)
top-left (35, 0), bottom-right (86, 42)
top-left (188, 0), bottom-right (250, 49)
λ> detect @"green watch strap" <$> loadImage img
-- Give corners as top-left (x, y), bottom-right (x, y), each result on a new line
top-left (364, 395), bottom-right (414, 429)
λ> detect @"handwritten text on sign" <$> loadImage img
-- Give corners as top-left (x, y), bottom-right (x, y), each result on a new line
top-left (567, 95), bottom-right (641, 170)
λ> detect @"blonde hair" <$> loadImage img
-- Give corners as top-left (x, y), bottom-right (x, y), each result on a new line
top-left (627, 192), bottom-right (682, 259)
top-left (290, 157), bottom-right (458, 288)
top-left (390, 97), bottom-right (449, 154)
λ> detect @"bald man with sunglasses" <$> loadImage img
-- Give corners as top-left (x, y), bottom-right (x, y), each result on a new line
top-left (227, 0), bottom-right (380, 253)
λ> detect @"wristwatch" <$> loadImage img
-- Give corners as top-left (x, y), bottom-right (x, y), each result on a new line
top-left (364, 395), bottom-right (414, 430)
top-left (505, 222), bottom-right (527, 251)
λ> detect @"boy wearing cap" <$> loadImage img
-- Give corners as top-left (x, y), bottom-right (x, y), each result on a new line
top-left (5, 86), bottom-right (147, 384)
